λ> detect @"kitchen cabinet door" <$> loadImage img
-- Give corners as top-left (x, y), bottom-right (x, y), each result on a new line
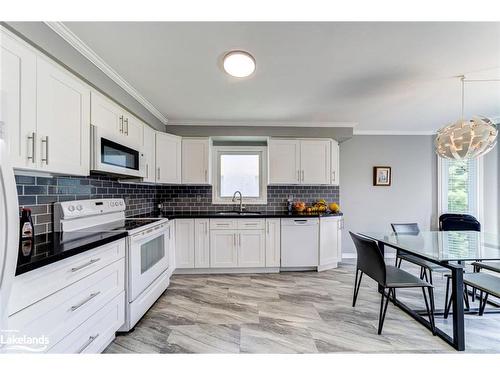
top-left (0, 29), bottom-right (37, 170)
top-left (331, 139), bottom-right (340, 185)
top-left (182, 138), bottom-right (211, 184)
top-left (265, 219), bottom-right (281, 267)
top-left (36, 57), bottom-right (90, 176)
top-left (142, 125), bottom-right (156, 183)
top-left (156, 132), bottom-right (181, 184)
top-left (194, 219), bottom-right (210, 268)
top-left (175, 219), bottom-right (195, 269)
top-left (319, 216), bottom-right (342, 271)
top-left (268, 139), bottom-right (301, 184)
top-left (238, 230), bottom-right (266, 268)
top-left (122, 114), bottom-right (143, 150)
top-left (300, 139), bottom-right (331, 185)
top-left (90, 91), bottom-right (124, 139)
top-left (210, 230), bottom-right (237, 268)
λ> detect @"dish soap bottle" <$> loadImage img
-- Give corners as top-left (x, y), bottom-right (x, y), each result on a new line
top-left (20, 208), bottom-right (34, 241)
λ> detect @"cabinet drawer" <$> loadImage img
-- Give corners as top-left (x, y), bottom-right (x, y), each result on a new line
top-left (210, 219), bottom-right (237, 230)
top-left (237, 219), bottom-right (265, 230)
top-left (9, 239), bottom-right (125, 315)
top-left (48, 292), bottom-right (125, 353)
top-left (8, 259), bottom-right (124, 352)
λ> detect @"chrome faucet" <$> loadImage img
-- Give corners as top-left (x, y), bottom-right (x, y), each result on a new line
top-left (232, 191), bottom-right (245, 212)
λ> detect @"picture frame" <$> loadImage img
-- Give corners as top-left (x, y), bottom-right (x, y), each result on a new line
top-left (373, 166), bottom-right (391, 186)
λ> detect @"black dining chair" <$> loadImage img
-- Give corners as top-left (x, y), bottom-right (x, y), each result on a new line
top-left (392, 223), bottom-right (447, 285)
top-left (350, 232), bottom-right (436, 335)
top-left (439, 214), bottom-right (481, 232)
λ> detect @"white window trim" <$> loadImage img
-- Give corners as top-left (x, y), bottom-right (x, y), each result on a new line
top-left (212, 146), bottom-right (268, 205)
top-left (437, 156), bottom-right (484, 228)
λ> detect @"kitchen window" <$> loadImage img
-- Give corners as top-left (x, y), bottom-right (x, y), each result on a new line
top-left (212, 146), bottom-right (267, 204)
top-left (438, 156), bottom-right (483, 223)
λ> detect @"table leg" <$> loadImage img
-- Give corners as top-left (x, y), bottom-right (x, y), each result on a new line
top-left (451, 265), bottom-right (465, 351)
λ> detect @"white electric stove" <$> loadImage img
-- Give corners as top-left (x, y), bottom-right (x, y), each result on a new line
top-left (54, 198), bottom-right (172, 331)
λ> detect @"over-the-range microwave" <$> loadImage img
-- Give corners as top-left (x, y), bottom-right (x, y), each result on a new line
top-left (91, 125), bottom-right (145, 178)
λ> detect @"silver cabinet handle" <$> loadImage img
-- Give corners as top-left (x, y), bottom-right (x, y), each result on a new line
top-left (71, 258), bottom-right (100, 272)
top-left (157, 167), bottom-right (161, 180)
top-left (71, 291), bottom-right (101, 312)
top-left (205, 170), bottom-right (208, 182)
top-left (297, 170), bottom-right (300, 183)
top-left (301, 170), bottom-right (304, 182)
top-left (267, 221), bottom-right (270, 234)
top-left (146, 163), bottom-right (149, 179)
top-left (233, 233), bottom-right (236, 246)
top-left (27, 132), bottom-right (36, 163)
top-left (78, 334), bottom-right (99, 353)
top-left (332, 171), bottom-right (336, 181)
top-left (119, 115), bottom-right (123, 133)
top-left (124, 118), bottom-right (129, 135)
top-left (41, 136), bottom-right (49, 164)
top-left (239, 233), bottom-right (242, 247)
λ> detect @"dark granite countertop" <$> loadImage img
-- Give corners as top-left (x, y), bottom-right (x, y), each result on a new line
top-left (16, 230), bottom-right (128, 276)
top-left (131, 211), bottom-right (343, 220)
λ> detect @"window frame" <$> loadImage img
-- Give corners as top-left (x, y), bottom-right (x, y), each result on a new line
top-left (212, 146), bottom-right (268, 205)
top-left (437, 156), bottom-right (484, 226)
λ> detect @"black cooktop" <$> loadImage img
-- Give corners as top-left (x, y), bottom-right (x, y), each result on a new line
top-left (121, 219), bottom-right (161, 231)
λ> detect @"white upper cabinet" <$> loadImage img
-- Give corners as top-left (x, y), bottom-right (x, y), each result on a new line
top-left (268, 138), bottom-right (335, 185)
top-left (90, 91), bottom-right (142, 150)
top-left (182, 138), bottom-right (211, 184)
top-left (268, 139), bottom-right (301, 184)
top-left (331, 140), bottom-right (340, 185)
top-left (1, 28), bottom-right (37, 170)
top-left (142, 125), bottom-right (156, 183)
top-left (156, 132), bottom-right (181, 184)
top-left (300, 139), bottom-right (331, 184)
top-left (36, 57), bottom-right (90, 176)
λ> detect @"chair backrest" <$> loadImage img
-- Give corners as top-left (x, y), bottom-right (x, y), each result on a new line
top-left (349, 232), bottom-right (386, 285)
top-left (439, 214), bottom-right (481, 232)
top-left (391, 223), bottom-right (420, 235)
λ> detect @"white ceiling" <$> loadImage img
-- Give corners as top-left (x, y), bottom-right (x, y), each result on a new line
top-left (63, 22), bottom-right (500, 132)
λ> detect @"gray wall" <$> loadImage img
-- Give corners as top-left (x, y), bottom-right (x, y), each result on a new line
top-left (3, 22), bottom-right (165, 132)
top-left (483, 145), bottom-right (499, 233)
top-left (340, 135), bottom-right (438, 256)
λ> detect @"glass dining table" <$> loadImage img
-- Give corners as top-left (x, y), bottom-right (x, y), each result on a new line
top-left (359, 231), bottom-right (500, 351)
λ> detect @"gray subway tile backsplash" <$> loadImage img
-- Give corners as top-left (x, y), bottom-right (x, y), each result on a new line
top-left (16, 173), bottom-right (340, 235)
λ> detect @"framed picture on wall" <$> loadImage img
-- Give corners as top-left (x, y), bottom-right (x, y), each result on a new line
top-left (373, 166), bottom-right (391, 186)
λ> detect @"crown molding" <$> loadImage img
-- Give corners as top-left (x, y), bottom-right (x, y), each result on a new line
top-left (168, 119), bottom-right (358, 128)
top-left (44, 22), bottom-right (168, 125)
top-left (353, 129), bottom-right (436, 136)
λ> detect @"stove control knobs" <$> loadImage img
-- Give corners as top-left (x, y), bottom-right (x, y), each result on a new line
top-left (68, 205), bottom-right (75, 212)
top-left (119, 201), bottom-right (124, 206)
top-left (76, 205), bottom-right (83, 211)
top-left (110, 202), bottom-right (115, 207)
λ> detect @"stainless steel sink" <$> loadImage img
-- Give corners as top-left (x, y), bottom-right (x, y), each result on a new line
top-left (214, 211), bottom-right (261, 216)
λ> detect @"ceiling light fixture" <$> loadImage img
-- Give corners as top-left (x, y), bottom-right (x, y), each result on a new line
top-left (435, 76), bottom-right (499, 160)
top-left (223, 50), bottom-right (256, 78)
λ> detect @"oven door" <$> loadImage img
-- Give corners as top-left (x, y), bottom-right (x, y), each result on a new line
top-left (91, 125), bottom-right (144, 177)
top-left (128, 222), bottom-right (170, 302)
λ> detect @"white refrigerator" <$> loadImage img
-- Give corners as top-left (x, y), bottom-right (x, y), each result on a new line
top-left (0, 121), bottom-right (19, 341)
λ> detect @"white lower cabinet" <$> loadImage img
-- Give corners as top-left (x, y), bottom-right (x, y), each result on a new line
top-left (210, 230), bottom-right (238, 268)
top-left (6, 239), bottom-right (126, 353)
top-left (175, 219), bottom-right (195, 268)
top-left (238, 230), bottom-right (266, 267)
top-left (319, 216), bottom-right (343, 271)
top-left (265, 219), bottom-right (281, 267)
top-left (194, 219), bottom-right (210, 268)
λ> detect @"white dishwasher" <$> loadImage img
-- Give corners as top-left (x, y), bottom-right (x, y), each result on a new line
top-left (281, 218), bottom-right (319, 269)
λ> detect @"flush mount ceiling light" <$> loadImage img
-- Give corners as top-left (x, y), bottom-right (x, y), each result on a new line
top-left (435, 76), bottom-right (499, 160)
top-left (223, 51), bottom-right (256, 78)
